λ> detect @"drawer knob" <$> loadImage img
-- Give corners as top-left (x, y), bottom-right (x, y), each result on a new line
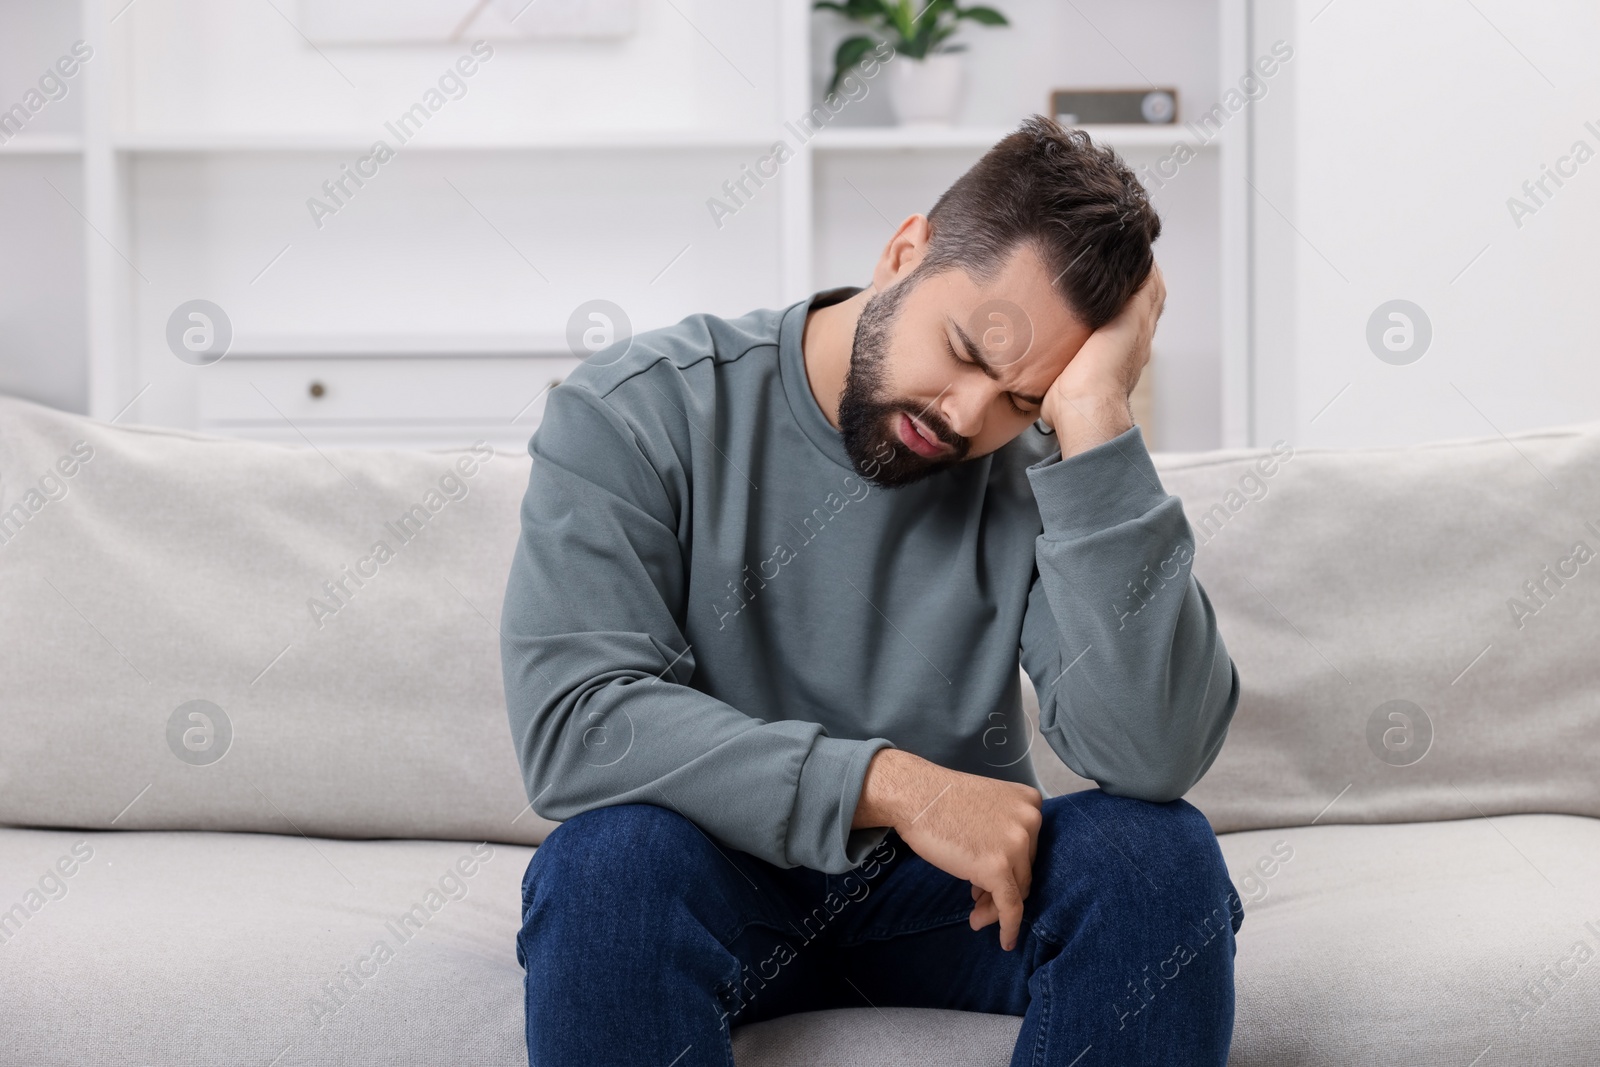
top-left (308, 380), bottom-right (326, 399)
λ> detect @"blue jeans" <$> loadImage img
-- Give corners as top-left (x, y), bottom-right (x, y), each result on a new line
top-left (517, 789), bottom-right (1242, 1066)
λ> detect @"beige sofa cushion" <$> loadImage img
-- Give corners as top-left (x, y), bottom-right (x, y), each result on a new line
top-left (0, 828), bottom-right (533, 1065)
top-left (1215, 814), bottom-right (1600, 1066)
top-left (0, 395), bottom-right (554, 846)
top-left (1030, 425), bottom-right (1600, 834)
top-left (1164, 426), bottom-right (1600, 834)
top-left (4, 817), bottom-right (1594, 1065)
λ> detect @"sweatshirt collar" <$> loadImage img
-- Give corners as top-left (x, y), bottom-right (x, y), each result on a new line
top-left (779, 285), bottom-right (862, 474)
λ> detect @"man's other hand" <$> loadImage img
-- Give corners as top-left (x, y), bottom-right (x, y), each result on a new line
top-left (853, 748), bottom-right (1043, 951)
top-left (1039, 262), bottom-right (1166, 458)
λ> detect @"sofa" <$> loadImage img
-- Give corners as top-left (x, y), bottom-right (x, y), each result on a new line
top-left (2, 390), bottom-right (1597, 1066)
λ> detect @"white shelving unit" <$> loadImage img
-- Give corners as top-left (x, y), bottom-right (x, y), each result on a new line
top-left (1, 0), bottom-right (1247, 452)
top-left (111, 132), bottom-right (784, 152)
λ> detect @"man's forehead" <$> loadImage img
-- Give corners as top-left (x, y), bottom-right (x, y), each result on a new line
top-left (920, 247), bottom-right (1087, 338)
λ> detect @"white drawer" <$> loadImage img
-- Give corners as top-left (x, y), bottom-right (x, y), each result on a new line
top-left (198, 356), bottom-right (581, 426)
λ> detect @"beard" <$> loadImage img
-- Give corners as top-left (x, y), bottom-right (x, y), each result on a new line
top-left (838, 279), bottom-right (971, 488)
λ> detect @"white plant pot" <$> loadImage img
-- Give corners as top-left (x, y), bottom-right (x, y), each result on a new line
top-left (886, 52), bottom-right (966, 127)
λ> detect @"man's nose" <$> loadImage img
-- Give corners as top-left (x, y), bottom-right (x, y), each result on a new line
top-left (938, 389), bottom-right (986, 444)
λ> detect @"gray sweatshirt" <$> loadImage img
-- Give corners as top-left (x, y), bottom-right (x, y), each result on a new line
top-left (500, 286), bottom-right (1238, 874)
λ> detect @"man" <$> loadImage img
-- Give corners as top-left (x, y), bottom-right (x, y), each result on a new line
top-left (502, 115), bottom-right (1243, 1066)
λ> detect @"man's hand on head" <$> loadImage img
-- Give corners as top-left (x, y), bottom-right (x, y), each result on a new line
top-left (853, 748), bottom-right (1043, 952)
top-left (1039, 262), bottom-right (1166, 458)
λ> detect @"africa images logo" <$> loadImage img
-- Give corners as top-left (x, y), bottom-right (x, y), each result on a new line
top-left (166, 700), bottom-right (233, 767)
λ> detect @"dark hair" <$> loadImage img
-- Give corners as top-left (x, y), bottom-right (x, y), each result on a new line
top-left (915, 114), bottom-right (1161, 331)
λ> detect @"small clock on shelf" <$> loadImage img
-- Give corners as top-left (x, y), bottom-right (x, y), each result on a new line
top-left (1051, 88), bottom-right (1179, 126)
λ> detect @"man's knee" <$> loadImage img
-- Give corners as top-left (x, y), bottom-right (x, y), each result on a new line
top-left (524, 802), bottom-right (707, 907)
top-left (1039, 790), bottom-right (1239, 928)
top-left (519, 803), bottom-right (724, 976)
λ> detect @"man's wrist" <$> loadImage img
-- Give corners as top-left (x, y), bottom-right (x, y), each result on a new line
top-left (852, 748), bottom-right (925, 831)
top-left (1042, 391), bottom-right (1134, 458)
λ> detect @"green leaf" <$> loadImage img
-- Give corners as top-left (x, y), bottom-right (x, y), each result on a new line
top-left (847, 0), bottom-right (893, 18)
top-left (814, 0), bottom-right (889, 21)
top-left (833, 34), bottom-right (877, 70)
top-left (886, 0), bottom-right (915, 41)
top-left (827, 34), bottom-right (878, 95)
top-left (906, 13), bottom-right (942, 56)
top-left (957, 5), bottom-right (1008, 26)
top-left (915, 0), bottom-right (957, 31)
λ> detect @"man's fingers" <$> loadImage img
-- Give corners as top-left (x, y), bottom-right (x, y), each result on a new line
top-left (1142, 263), bottom-right (1167, 322)
top-left (1009, 831), bottom-right (1035, 904)
top-left (969, 891), bottom-right (998, 931)
top-left (994, 880), bottom-right (1025, 951)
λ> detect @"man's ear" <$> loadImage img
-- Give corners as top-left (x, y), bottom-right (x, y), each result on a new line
top-left (872, 214), bottom-right (932, 292)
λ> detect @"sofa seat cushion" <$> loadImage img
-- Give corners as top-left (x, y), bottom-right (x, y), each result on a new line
top-left (0, 826), bottom-right (1016, 1066)
top-left (1216, 814), bottom-right (1600, 1066)
top-left (731, 816), bottom-right (1600, 1065)
top-left (0, 828), bottom-right (534, 1066)
top-left (5, 817), bottom-right (1597, 1066)
top-left (731, 1007), bottom-right (1021, 1065)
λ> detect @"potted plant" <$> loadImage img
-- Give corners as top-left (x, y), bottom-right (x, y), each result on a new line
top-left (816, 0), bottom-right (1008, 126)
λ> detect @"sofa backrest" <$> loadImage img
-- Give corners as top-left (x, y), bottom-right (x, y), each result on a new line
top-left (1028, 424), bottom-right (1600, 834)
top-left (0, 395), bottom-right (556, 847)
top-left (5, 393), bottom-right (1597, 845)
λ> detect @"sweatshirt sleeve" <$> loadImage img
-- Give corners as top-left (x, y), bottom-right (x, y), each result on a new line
top-left (500, 376), bottom-right (893, 874)
top-left (1018, 424), bottom-right (1238, 802)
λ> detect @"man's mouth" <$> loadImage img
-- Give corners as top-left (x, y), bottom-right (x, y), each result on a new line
top-left (896, 412), bottom-right (952, 459)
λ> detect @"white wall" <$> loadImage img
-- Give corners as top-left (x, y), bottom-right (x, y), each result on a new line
top-left (0, 0), bottom-right (88, 413)
top-left (1251, 0), bottom-right (1600, 448)
top-left (121, 1), bottom-right (781, 137)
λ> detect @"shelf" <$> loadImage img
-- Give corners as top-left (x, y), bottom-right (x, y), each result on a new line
top-left (810, 124), bottom-right (1215, 152)
top-left (194, 421), bottom-right (538, 452)
top-left (112, 131), bottom-right (779, 153)
top-left (221, 333), bottom-right (572, 358)
top-left (0, 134), bottom-right (84, 155)
top-left (104, 125), bottom-right (1213, 155)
